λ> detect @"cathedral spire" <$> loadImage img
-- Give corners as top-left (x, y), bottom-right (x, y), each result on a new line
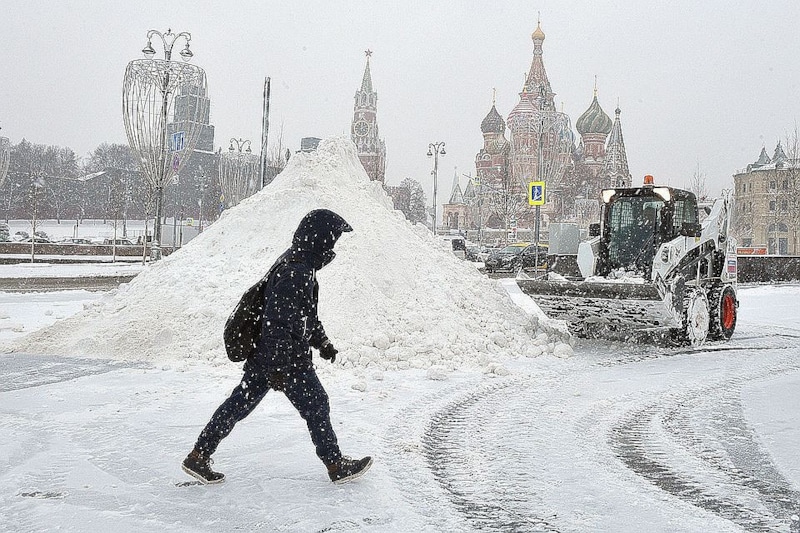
top-left (361, 49), bottom-right (373, 93)
top-left (522, 19), bottom-right (554, 108)
top-left (603, 106), bottom-right (632, 187)
top-left (448, 168), bottom-right (465, 204)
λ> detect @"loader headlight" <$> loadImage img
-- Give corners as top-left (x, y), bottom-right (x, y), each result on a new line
top-left (601, 189), bottom-right (617, 203)
top-left (653, 187), bottom-right (672, 202)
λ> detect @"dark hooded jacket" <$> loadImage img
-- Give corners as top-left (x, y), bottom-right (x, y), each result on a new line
top-left (253, 209), bottom-right (352, 372)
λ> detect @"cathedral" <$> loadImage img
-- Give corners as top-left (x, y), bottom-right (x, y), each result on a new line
top-left (444, 21), bottom-right (633, 238)
top-left (351, 50), bottom-right (386, 183)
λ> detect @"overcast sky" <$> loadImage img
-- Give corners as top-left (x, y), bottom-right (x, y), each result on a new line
top-left (2, 1), bottom-right (799, 200)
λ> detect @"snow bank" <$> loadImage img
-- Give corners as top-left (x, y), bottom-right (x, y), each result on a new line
top-left (10, 138), bottom-right (567, 370)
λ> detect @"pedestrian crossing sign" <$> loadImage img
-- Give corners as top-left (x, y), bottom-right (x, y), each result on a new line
top-left (529, 181), bottom-right (545, 206)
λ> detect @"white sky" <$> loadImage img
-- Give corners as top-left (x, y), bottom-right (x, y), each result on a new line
top-left (2, 1), bottom-right (800, 199)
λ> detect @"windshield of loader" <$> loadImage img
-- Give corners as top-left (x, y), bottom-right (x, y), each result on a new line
top-left (607, 195), bottom-right (665, 273)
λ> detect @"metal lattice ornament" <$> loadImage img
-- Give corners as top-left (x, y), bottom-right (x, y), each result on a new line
top-left (122, 29), bottom-right (208, 260)
top-left (0, 136), bottom-right (10, 190)
top-left (219, 139), bottom-right (259, 209)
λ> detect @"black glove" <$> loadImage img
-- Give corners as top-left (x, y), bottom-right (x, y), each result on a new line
top-left (319, 341), bottom-right (338, 363)
top-left (268, 372), bottom-right (286, 391)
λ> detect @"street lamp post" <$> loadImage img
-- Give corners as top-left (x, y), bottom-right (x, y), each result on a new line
top-left (427, 142), bottom-right (446, 235)
top-left (123, 28), bottom-right (208, 261)
top-left (219, 138), bottom-right (259, 210)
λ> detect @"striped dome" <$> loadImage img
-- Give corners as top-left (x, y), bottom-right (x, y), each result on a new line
top-left (576, 94), bottom-right (612, 135)
top-left (480, 104), bottom-right (506, 134)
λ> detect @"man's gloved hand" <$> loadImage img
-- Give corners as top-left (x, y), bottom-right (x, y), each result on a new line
top-left (319, 341), bottom-right (338, 363)
top-left (268, 372), bottom-right (286, 391)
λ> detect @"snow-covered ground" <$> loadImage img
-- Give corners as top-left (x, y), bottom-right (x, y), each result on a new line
top-left (2, 139), bottom-right (799, 532)
top-left (1, 284), bottom-right (799, 532)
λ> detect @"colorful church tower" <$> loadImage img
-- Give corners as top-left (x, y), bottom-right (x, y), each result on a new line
top-left (603, 106), bottom-right (632, 188)
top-left (506, 21), bottom-right (557, 189)
top-left (575, 85), bottom-right (612, 173)
top-left (351, 50), bottom-right (386, 183)
top-left (474, 93), bottom-right (511, 229)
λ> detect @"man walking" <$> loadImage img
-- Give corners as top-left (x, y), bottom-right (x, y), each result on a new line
top-left (182, 209), bottom-right (372, 484)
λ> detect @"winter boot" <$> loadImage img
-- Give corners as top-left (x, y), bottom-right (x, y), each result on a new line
top-left (327, 456), bottom-right (373, 484)
top-left (182, 449), bottom-right (225, 484)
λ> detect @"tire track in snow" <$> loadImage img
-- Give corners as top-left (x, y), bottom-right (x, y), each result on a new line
top-left (610, 352), bottom-right (800, 532)
top-left (419, 377), bottom-right (562, 532)
top-left (383, 379), bottom-right (483, 531)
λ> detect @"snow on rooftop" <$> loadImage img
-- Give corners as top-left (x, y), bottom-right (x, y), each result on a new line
top-left (10, 138), bottom-right (569, 370)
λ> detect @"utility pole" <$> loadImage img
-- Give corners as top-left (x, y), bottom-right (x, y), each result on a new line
top-left (259, 77), bottom-right (271, 189)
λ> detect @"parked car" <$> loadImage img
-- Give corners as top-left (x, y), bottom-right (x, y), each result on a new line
top-left (484, 242), bottom-right (530, 272)
top-left (58, 238), bottom-right (95, 245)
top-left (513, 243), bottom-right (549, 272)
top-left (466, 245), bottom-right (491, 262)
top-left (477, 246), bottom-right (496, 263)
top-left (20, 236), bottom-right (53, 243)
top-left (440, 235), bottom-right (467, 259)
top-left (484, 242), bottom-right (548, 273)
top-left (103, 238), bottom-right (135, 246)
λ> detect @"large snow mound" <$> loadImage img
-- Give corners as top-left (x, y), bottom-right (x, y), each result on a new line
top-left (10, 138), bottom-right (568, 370)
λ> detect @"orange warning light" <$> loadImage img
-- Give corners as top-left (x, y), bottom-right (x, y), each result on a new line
top-left (643, 175), bottom-right (654, 185)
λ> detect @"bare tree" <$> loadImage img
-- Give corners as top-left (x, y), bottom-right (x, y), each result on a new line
top-left (84, 143), bottom-right (140, 234)
top-left (780, 127), bottom-right (800, 254)
top-left (264, 120), bottom-right (290, 186)
top-left (688, 160), bottom-right (709, 201)
top-left (485, 164), bottom-right (528, 243)
top-left (386, 178), bottom-right (427, 224)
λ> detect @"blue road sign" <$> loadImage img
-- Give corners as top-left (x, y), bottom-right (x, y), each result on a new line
top-left (171, 131), bottom-right (186, 152)
top-left (529, 181), bottom-right (545, 206)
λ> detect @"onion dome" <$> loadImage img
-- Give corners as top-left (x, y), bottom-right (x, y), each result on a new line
top-left (480, 104), bottom-right (506, 134)
top-left (532, 22), bottom-right (545, 41)
top-left (576, 94), bottom-right (612, 135)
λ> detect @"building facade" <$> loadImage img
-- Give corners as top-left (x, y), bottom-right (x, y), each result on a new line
top-left (468, 21), bottom-right (633, 237)
top-left (733, 142), bottom-right (799, 255)
top-left (442, 170), bottom-right (468, 231)
top-left (351, 50), bottom-right (386, 183)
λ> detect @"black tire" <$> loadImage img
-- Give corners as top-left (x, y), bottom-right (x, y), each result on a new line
top-left (672, 288), bottom-right (709, 347)
top-left (708, 284), bottom-right (737, 341)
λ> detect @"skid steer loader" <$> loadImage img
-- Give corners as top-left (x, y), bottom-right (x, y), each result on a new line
top-left (517, 176), bottom-right (738, 346)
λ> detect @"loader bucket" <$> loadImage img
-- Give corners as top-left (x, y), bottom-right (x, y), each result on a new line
top-left (516, 279), bottom-right (682, 335)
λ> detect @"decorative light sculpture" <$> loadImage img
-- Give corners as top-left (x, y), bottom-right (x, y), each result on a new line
top-left (219, 138), bottom-right (259, 209)
top-left (122, 29), bottom-right (208, 260)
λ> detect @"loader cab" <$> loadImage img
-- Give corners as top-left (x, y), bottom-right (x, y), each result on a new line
top-left (597, 186), bottom-right (699, 277)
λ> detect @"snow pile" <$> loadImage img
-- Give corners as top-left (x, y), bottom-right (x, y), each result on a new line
top-left (11, 138), bottom-right (569, 370)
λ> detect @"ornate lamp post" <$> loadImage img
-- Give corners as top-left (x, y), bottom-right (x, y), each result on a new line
top-left (427, 141), bottom-right (446, 235)
top-left (219, 138), bottom-right (260, 210)
top-left (123, 28), bottom-right (208, 261)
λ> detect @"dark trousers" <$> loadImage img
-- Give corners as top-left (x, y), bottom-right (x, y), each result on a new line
top-left (194, 362), bottom-right (342, 466)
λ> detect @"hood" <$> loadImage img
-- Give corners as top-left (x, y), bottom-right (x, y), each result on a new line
top-left (291, 209), bottom-right (353, 268)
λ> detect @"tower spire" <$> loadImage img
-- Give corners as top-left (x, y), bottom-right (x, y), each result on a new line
top-left (603, 105), bottom-right (632, 187)
top-left (360, 49), bottom-right (374, 92)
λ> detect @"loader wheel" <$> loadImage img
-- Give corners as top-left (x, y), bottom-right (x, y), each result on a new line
top-left (680, 289), bottom-right (709, 347)
top-left (708, 285), bottom-right (737, 341)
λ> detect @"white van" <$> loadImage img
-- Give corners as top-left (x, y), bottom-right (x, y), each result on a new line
top-left (441, 235), bottom-right (467, 259)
